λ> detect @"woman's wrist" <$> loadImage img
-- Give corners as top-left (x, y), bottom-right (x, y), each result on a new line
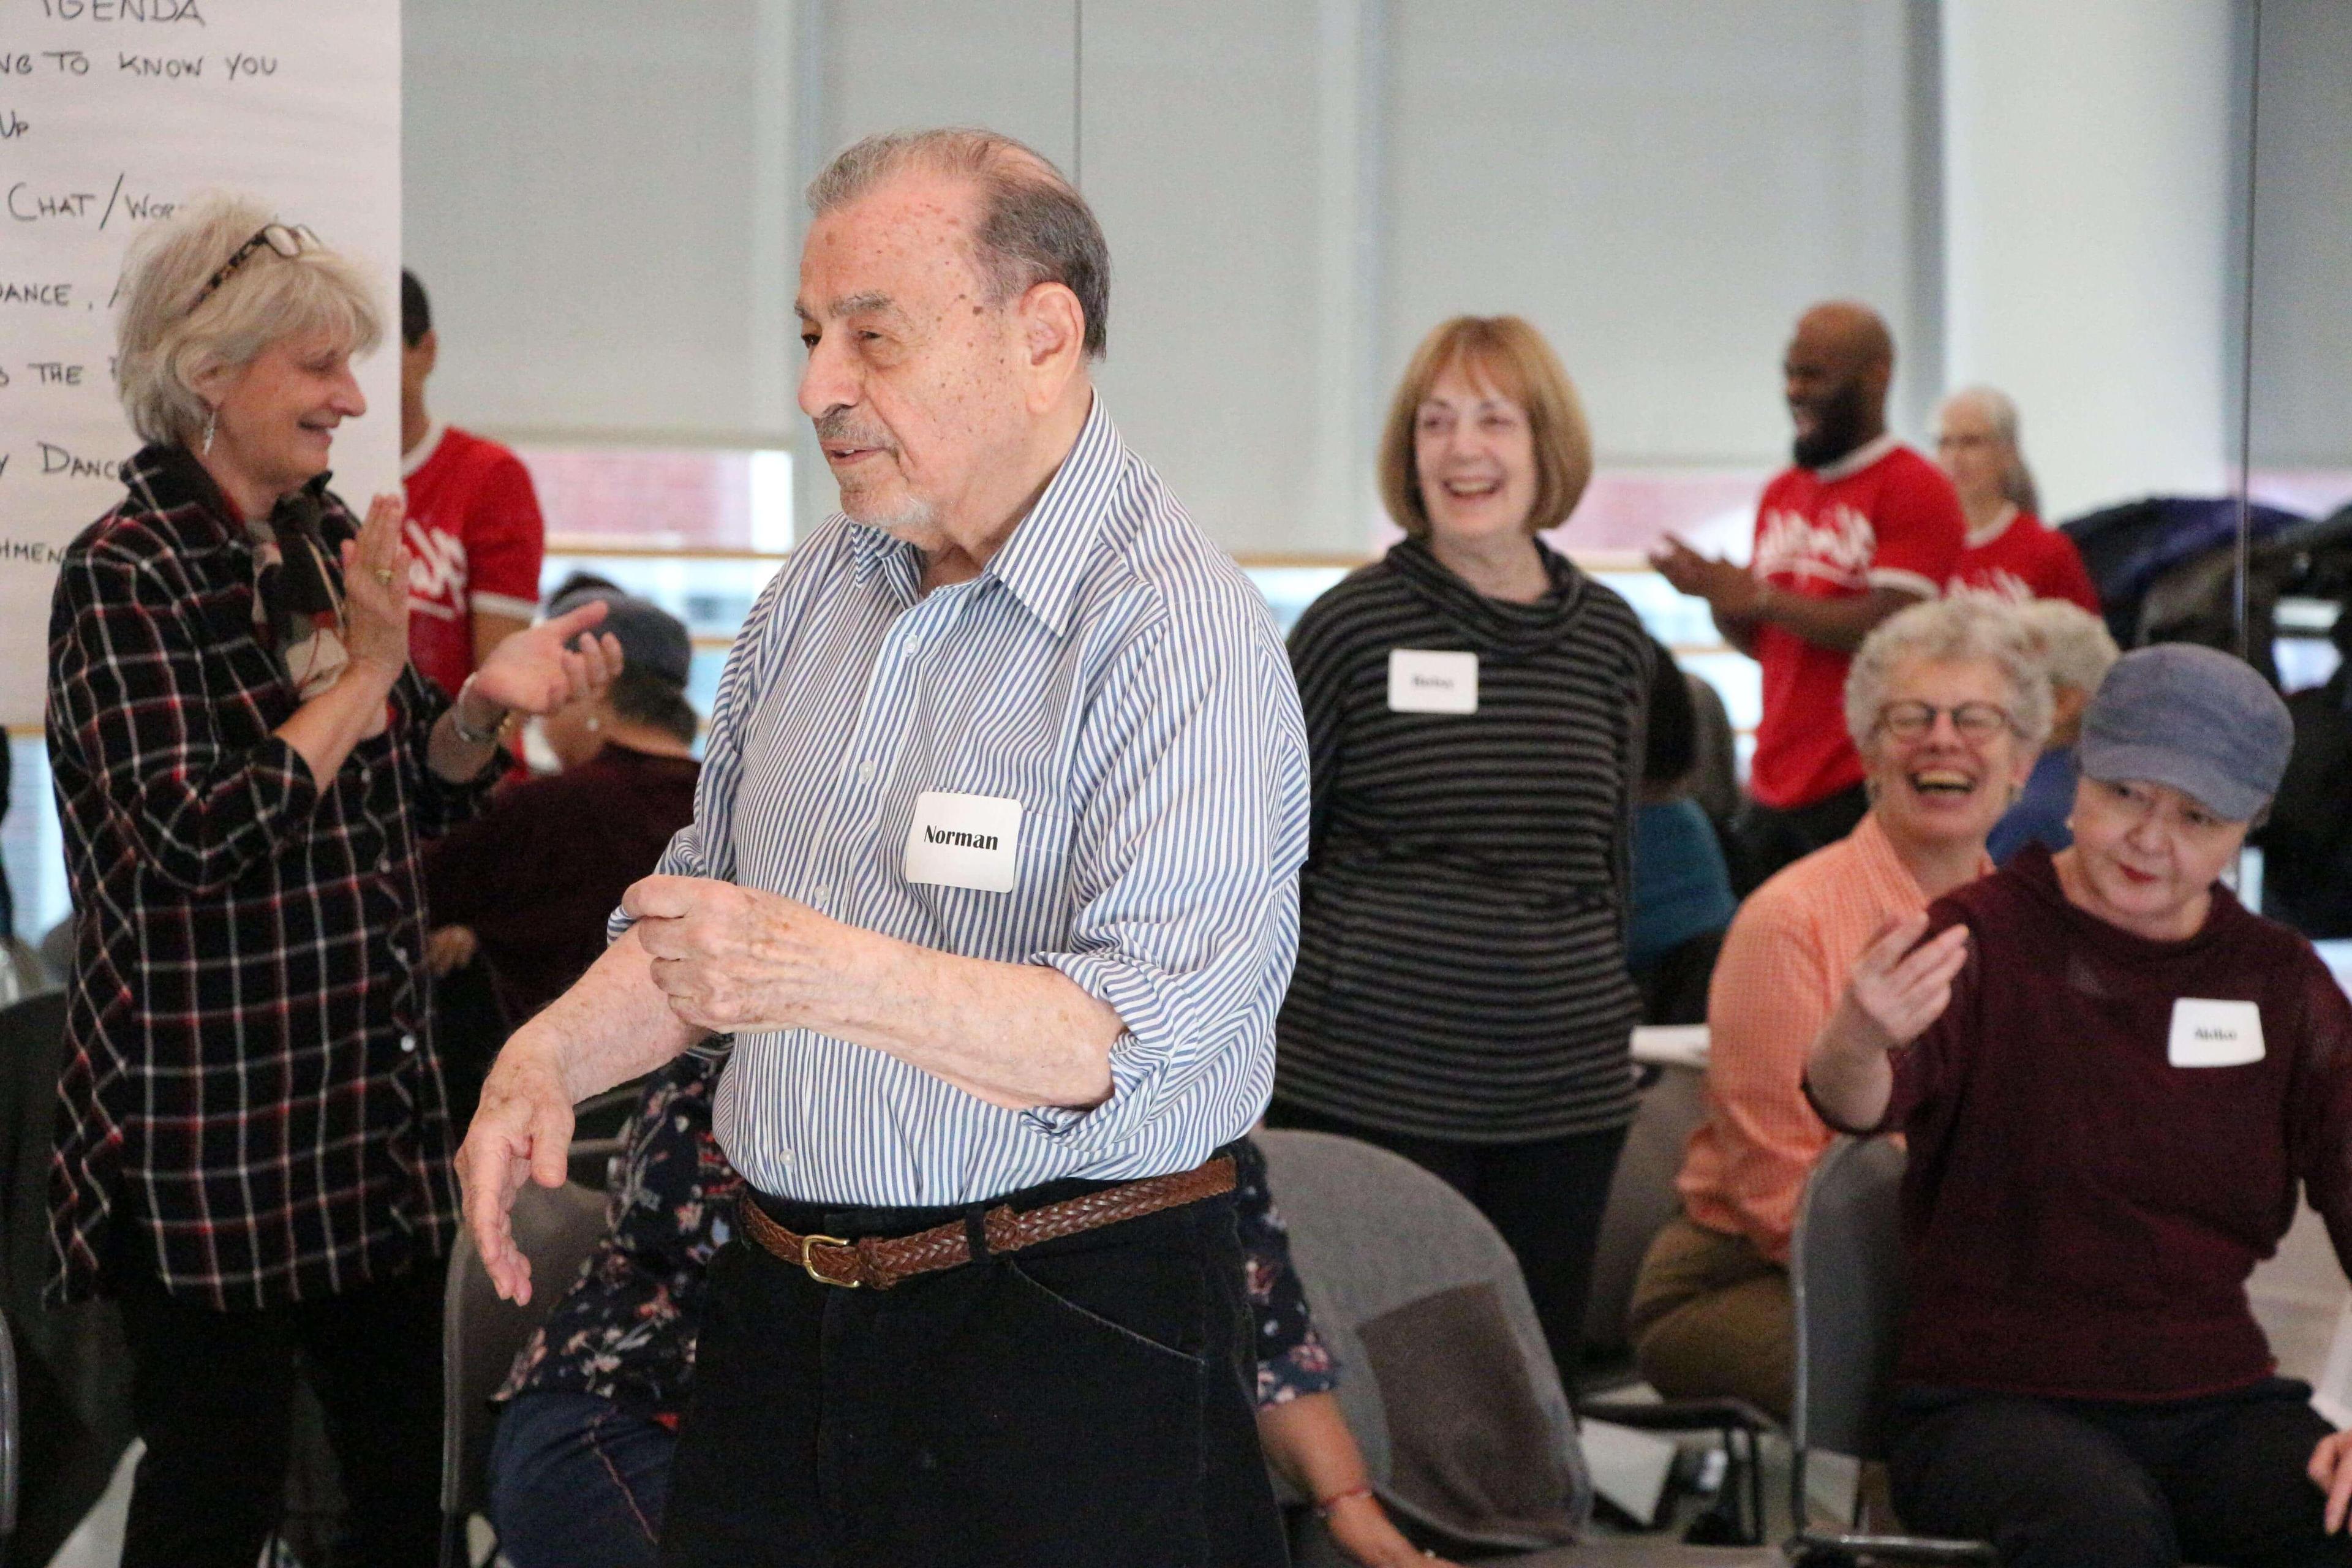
top-left (451, 674), bottom-right (510, 747)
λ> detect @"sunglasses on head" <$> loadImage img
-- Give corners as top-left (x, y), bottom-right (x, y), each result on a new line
top-left (190, 222), bottom-right (322, 312)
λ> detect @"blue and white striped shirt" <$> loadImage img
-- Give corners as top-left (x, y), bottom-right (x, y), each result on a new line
top-left (622, 399), bottom-right (1311, 1205)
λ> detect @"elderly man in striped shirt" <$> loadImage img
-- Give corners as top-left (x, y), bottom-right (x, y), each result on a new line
top-left (459, 129), bottom-right (1310, 1567)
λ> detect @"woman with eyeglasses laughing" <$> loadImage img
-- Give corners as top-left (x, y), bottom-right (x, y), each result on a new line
top-left (1629, 595), bottom-right (2044, 1423)
top-left (45, 190), bottom-right (622, 1568)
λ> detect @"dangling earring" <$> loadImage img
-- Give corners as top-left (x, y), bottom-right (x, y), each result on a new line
top-left (201, 405), bottom-right (217, 456)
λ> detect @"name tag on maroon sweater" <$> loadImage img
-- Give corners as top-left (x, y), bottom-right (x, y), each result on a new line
top-left (2168, 998), bottom-right (2265, 1068)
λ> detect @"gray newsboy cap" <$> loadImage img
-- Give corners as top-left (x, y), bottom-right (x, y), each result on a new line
top-left (2077, 643), bottom-right (2292, 822)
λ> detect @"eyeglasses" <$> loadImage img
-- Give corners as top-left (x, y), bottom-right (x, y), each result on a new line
top-left (190, 223), bottom-right (321, 312)
top-left (1876, 700), bottom-right (2015, 741)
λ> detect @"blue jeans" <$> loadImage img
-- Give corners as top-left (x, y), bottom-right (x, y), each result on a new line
top-left (489, 1390), bottom-right (675, 1568)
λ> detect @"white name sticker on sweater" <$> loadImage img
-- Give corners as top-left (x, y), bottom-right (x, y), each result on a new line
top-left (2167, 998), bottom-right (2265, 1068)
top-left (904, 791), bottom-right (1023, 893)
top-left (1387, 649), bottom-right (1479, 714)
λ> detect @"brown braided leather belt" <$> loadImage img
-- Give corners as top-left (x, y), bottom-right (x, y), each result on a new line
top-left (739, 1154), bottom-right (1236, 1290)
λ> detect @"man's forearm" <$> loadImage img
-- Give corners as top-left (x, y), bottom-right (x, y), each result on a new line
top-left (823, 932), bottom-right (1121, 1111)
top-left (1757, 585), bottom-right (1922, 654)
top-left (1711, 605), bottom-right (1761, 658)
top-left (519, 926), bottom-right (706, 1101)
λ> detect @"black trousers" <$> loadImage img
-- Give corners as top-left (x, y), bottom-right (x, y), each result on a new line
top-left (659, 1168), bottom-right (1284, 1568)
top-left (1262, 1101), bottom-right (1628, 1392)
top-left (1727, 780), bottom-right (1869, 895)
top-left (1887, 1379), bottom-right (2352, 1568)
top-left (110, 1250), bottom-right (444, 1568)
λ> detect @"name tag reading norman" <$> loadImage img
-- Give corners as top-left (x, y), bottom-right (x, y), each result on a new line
top-left (1388, 649), bottom-right (1479, 714)
top-left (2167, 998), bottom-right (2265, 1068)
top-left (903, 790), bottom-right (1023, 894)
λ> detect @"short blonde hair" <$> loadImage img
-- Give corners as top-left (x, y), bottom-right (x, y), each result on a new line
top-left (2014, 597), bottom-right (2119, 694)
top-left (114, 190), bottom-right (383, 448)
top-left (1844, 595), bottom-right (2053, 758)
top-left (1378, 316), bottom-right (1593, 539)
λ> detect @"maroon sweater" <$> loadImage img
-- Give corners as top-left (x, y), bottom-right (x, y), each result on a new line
top-left (1826, 845), bottom-right (2352, 1401)
top-left (424, 744), bottom-right (699, 1020)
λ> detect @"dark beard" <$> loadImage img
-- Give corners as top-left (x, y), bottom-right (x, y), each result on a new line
top-left (1792, 376), bottom-right (1872, 468)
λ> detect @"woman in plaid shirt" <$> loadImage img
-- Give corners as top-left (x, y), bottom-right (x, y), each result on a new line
top-left (45, 192), bottom-right (620, 1568)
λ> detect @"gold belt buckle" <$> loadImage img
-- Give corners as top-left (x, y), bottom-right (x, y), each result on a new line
top-left (800, 1233), bottom-right (864, 1289)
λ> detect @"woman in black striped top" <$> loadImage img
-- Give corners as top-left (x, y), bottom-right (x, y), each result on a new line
top-left (1269, 316), bottom-right (1651, 1385)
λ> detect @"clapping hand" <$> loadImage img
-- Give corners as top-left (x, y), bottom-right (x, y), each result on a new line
top-left (339, 492), bottom-right (412, 678)
top-left (469, 598), bottom-right (624, 718)
top-left (1649, 535), bottom-right (1766, 619)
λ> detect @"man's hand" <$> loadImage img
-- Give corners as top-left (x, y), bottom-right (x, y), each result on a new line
top-left (1650, 535), bottom-right (1767, 619)
top-left (624, 874), bottom-right (871, 1036)
top-left (456, 1036), bottom-right (577, 1304)
top-left (2313, 1428), bottom-right (2352, 1533)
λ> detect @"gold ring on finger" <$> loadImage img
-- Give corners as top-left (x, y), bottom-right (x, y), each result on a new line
top-left (373, 567), bottom-right (396, 587)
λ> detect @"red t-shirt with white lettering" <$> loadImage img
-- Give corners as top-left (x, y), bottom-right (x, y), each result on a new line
top-left (1948, 506), bottom-right (2100, 614)
top-left (401, 424), bottom-right (547, 698)
top-left (1748, 437), bottom-right (1964, 809)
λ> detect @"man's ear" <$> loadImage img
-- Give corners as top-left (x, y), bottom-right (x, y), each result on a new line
top-left (1016, 281), bottom-right (1086, 408)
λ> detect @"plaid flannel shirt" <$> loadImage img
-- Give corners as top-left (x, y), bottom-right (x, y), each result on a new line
top-left (45, 443), bottom-right (494, 1311)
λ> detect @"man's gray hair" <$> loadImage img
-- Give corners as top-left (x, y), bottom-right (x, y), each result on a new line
top-left (1844, 595), bottom-right (2053, 757)
top-left (113, 190), bottom-right (382, 449)
top-left (2015, 597), bottom-right (2119, 695)
top-left (808, 128), bottom-right (1109, 358)
top-left (1942, 384), bottom-right (2041, 515)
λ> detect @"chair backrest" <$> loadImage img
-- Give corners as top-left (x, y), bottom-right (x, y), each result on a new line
top-left (439, 1182), bottom-right (609, 1540)
top-left (1789, 1135), bottom-right (1909, 1463)
top-left (1583, 1063), bottom-right (1709, 1359)
top-left (1254, 1129), bottom-right (1591, 1548)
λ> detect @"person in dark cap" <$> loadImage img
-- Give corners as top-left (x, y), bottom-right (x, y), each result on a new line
top-left (424, 587), bottom-right (702, 1042)
top-left (1805, 643), bottom-right (2352, 1566)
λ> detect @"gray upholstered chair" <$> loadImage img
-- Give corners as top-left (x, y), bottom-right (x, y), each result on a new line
top-left (1257, 1129), bottom-right (1781, 1566)
top-left (438, 1178), bottom-right (608, 1568)
top-left (1785, 1137), bottom-right (1990, 1564)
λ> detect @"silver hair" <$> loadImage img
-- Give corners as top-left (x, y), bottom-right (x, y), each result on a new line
top-left (1940, 384), bottom-right (2041, 515)
top-left (1844, 595), bottom-right (2054, 758)
top-left (113, 190), bottom-right (383, 448)
top-left (807, 127), bottom-right (1109, 358)
top-left (2013, 598), bottom-right (2119, 693)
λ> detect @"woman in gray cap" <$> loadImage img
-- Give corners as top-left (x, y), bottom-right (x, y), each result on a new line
top-left (1806, 643), bottom-right (2352, 1566)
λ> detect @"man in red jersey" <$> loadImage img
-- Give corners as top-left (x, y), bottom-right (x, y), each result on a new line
top-left (1654, 301), bottom-right (1964, 890)
top-left (400, 269), bottom-right (547, 700)
top-left (1934, 385), bottom-right (2101, 612)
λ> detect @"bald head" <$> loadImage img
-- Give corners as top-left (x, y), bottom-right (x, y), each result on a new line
top-left (1784, 300), bottom-right (1894, 467)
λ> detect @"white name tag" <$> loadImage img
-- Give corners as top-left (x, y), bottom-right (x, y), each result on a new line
top-left (2167, 998), bottom-right (2266, 1068)
top-left (903, 790), bottom-right (1023, 893)
top-left (1387, 649), bottom-right (1479, 714)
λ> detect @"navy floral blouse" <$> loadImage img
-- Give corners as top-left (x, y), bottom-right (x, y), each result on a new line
top-left (501, 1058), bottom-right (1336, 1423)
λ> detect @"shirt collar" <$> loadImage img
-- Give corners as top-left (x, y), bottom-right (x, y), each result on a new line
top-left (839, 393), bottom-right (1120, 639)
top-left (402, 421), bottom-right (447, 478)
top-left (1850, 806), bottom-right (1993, 903)
top-left (1811, 431), bottom-right (1900, 483)
top-left (1966, 501), bottom-right (2020, 549)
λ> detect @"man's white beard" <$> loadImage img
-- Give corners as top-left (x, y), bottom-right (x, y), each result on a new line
top-left (840, 484), bottom-right (937, 537)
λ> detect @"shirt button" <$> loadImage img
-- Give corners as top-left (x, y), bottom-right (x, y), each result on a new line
top-left (810, 884), bottom-right (832, 907)
top-left (903, 636), bottom-right (924, 658)
top-left (856, 760), bottom-right (877, 785)
top-left (399, 1034), bottom-right (417, 1054)
top-left (375, 854), bottom-right (391, 875)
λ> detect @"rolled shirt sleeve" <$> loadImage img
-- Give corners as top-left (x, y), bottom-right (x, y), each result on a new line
top-left (1022, 613), bottom-right (1311, 1156)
